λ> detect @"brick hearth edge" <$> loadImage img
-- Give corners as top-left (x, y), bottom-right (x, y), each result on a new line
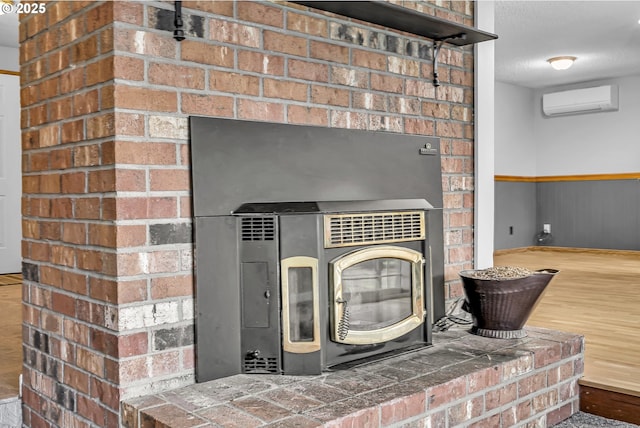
top-left (122, 327), bottom-right (583, 427)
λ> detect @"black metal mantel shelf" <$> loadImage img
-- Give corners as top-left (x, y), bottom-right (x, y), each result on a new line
top-left (290, 1), bottom-right (498, 86)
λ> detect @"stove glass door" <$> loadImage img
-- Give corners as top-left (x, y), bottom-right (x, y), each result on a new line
top-left (330, 246), bottom-right (425, 345)
top-left (341, 257), bottom-right (412, 330)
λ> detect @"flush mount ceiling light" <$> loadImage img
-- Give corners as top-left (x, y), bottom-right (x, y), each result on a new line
top-left (547, 56), bottom-right (577, 70)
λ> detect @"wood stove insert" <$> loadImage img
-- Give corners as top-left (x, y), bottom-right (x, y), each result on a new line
top-left (190, 117), bottom-right (445, 381)
top-left (230, 199), bottom-right (436, 376)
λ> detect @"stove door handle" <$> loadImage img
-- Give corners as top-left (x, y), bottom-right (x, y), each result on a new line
top-left (336, 298), bottom-right (350, 341)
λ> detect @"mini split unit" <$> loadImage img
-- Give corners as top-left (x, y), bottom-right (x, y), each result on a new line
top-left (542, 84), bottom-right (619, 117)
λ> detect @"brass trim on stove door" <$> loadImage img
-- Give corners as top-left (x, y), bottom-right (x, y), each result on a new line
top-left (281, 256), bottom-right (321, 354)
top-left (331, 246), bottom-right (425, 345)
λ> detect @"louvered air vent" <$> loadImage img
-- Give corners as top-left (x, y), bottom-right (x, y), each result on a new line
top-left (243, 356), bottom-right (279, 374)
top-left (324, 211), bottom-right (425, 248)
top-left (241, 217), bottom-right (275, 241)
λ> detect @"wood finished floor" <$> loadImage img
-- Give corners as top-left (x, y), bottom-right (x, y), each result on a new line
top-left (0, 274), bottom-right (22, 400)
top-left (494, 247), bottom-right (640, 398)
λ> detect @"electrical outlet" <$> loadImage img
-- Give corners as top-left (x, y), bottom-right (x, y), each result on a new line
top-left (509, 226), bottom-right (514, 235)
top-left (543, 223), bottom-right (551, 234)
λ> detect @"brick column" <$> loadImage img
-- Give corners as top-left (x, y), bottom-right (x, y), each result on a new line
top-left (20, 1), bottom-right (477, 426)
top-left (20, 1), bottom-right (121, 426)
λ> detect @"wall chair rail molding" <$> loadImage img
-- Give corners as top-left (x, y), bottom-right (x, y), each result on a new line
top-left (494, 175), bottom-right (538, 183)
top-left (290, 1), bottom-right (497, 86)
top-left (0, 69), bottom-right (19, 76)
top-left (495, 173), bottom-right (640, 182)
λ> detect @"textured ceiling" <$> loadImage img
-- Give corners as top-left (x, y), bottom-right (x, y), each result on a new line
top-left (495, 0), bottom-right (640, 89)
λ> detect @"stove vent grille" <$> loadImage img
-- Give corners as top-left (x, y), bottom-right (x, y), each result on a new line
top-left (324, 211), bottom-right (425, 248)
top-left (243, 356), bottom-right (279, 374)
top-left (241, 217), bottom-right (275, 241)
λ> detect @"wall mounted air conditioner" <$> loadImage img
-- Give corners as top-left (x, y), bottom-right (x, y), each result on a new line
top-left (542, 85), bottom-right (619, 117)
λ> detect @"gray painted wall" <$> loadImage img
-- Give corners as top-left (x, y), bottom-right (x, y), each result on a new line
top-left (533, 75), bottom-right (640, 176)
top-left (495, 75), bottom-right (640, 251)
top-left (496, 179), bottom-right (640, 251)
top-left (0, 47), bottom-right (18, 72)
top-left (494, 181), bottom-right (537, 250)
top-left (494, 81), bottom-right (536, 177)
top-left (537, 180), bottom-right (640, 250)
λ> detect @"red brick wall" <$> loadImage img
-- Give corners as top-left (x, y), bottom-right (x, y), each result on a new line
top-left (20, 2), bottom-right (122, 426)
top-left (20, 1), bottom-right (476, 426)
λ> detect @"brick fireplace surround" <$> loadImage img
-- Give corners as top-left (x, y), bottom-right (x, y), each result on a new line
top-left (19, 1), bottom-right (581, 427)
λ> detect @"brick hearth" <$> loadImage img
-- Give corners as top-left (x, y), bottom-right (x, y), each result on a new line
top-left (122, 327), bottom-right (583, 427)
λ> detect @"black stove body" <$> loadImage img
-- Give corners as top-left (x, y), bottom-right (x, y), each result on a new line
top-left (190, 118), bottom-right (446, 382)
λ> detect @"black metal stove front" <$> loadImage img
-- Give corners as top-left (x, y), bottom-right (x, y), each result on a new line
top-left (190, 117), bottom-right (445, 382)
top-left (232, 199), bottom-right (435, 376)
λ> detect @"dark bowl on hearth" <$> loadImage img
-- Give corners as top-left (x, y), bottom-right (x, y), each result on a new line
top-left (459, 269), bottom-right (559, 339)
